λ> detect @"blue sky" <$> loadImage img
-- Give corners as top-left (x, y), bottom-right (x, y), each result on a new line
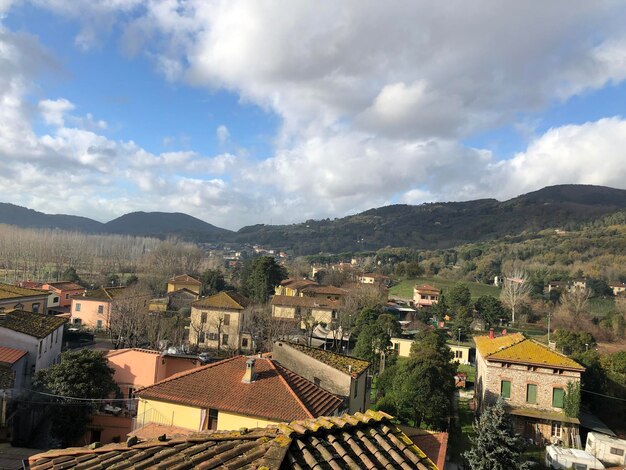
top-left (1, 1), bottom-right (626, 229)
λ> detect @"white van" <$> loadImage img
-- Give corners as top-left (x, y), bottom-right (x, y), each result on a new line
top-left (545, 445), bottom-right (605, 470)
top-left (585, 432), bottom-right (626, 466)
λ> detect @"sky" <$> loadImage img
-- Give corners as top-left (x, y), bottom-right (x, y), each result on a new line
top-left (1, 2), bottom-right (626, 230)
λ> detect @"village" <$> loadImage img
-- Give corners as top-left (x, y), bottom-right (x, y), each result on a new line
top-left (0, 252), bottom-right (625, 470)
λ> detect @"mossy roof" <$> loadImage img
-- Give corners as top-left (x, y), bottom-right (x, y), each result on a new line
top-left (285, 342), bottom-right (370, 377)
top-left (0, 310), bottom-right (66, 338)
top-left (0, 284), bottom-right (48, 300)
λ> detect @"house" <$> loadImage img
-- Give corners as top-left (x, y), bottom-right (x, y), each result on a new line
top-left (413, 284), bottom-right (440, 308)
top-left (391, 337), bottom-right (474, 365)
top-left (167, 274), bottom-right (201, 295)
top-left (0, 310), bottom-right (66, 379)
top-left (272, 341), bottom-right (370, 414)
top-left (28, 410), bottom-right (439, 469)
top-left (41, 281), bottom-right (85, 311)
top-left (0, 346), bottom-right (28, 393)
top-left (167, 288), bottom-right (199, 310)
top-left (106, 348), bottom-right (204, 400)
top-left (189, 291), bottom-right (253, 351)
top-left (609, 282), bottom-right (626, 297)
top-left (357, 273), bottom-right (390, 286)
top-left (585, 432), bottom-right (626, 466)
top-left (275, 278), bottom-right (319, 297)
top-left (271, 295), bottom-right (338, 326)
top-left (134, 355), bottom-right (344, 433)
top-left (474, 331), bottom-right (585, 447)
top-left (300, 284), bottom-right (348, 301)
top-left (70, 286), bottom-right (144, 330)
top-left (0, 284), bottom-right (49, 315)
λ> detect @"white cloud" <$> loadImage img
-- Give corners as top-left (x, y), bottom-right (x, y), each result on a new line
top-left (216, 124), bottom-right (230, 144)
top-left (39, 98), bottom-right (75, 126)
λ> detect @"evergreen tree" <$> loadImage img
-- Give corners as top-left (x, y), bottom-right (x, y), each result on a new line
top-left (474, 295), bottom-right (506, 328)
top-left (200, 268), bottom-right (226, 296)
top-left (241, 256), bottom-right (288, 303)
top-left (464, 398), bottom-right (530, 470)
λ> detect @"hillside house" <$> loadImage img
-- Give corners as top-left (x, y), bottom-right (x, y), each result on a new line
top-left (134, 355), bottom-right (343, 434)
top-left (391, 337), bottom-right (474, 365)
top-left (610, 282), bottom-right (626, 296)
top-left (189, 291), bottom-right (253, 351)
top-left (275, 278), bottom-right (319, 297)
top-left (413, 284), bottom-right (441, 308)
top-left (0, 284), bottom-right (49, 315)
top-left (474, 331), bottom-right (585, 447)
top-left (272, 341), bottom-right (370, 414)
top-left (167, 274), bottom-right (201, 295)
top-left (270, 295), bottom-right (338, 327)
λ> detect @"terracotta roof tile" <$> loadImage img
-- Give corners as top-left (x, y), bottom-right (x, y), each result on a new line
top-left (0, 310), bottom-right (66, 338)
top-left (280, 342), bottom-right (370, 377)
top-left (28, 410), bottom-right (438, 469)
top-left (192, 291), bottom-right (251, 310)
top-left (0, 346), bottom-right (28, 365)
top-left (43, 282), bottom-right (84, 291)
top-left (414, 284), bottom-right (440, 295)
top-left (135, 356), bottom-right (343, 422)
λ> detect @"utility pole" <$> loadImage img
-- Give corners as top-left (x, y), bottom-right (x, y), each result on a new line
top-left (547, 311), bottom-right (552, 344)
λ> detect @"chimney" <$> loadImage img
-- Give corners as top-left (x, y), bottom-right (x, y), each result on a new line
top-left (489, 328), bottom-right (495, 339)
top-left (502, 329), bottom-right (507, 336)
top-left (242, 359), bottom-right (256, 383)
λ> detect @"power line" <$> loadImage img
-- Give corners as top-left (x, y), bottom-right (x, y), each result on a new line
top-left (581, 388), bottom-right (626, 402)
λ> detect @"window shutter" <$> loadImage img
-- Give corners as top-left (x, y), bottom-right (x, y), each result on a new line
top-left (501, 380), bottom-right (511, 398)
top-left (527, 384), bottom-right (537, 404)
top-left (552, 388), bottom-right (565, 408)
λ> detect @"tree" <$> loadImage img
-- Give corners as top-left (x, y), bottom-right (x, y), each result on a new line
top-left (500, 270), bottom-right (530, 324)
top-left (553, 329), bottom-right (596, 355)
top-left (108, 284), bottom-right (153, 349)
top-left (564, 381), bottom-right (581, 418)
top-left (447, 284), bottom-right (471, 312)
top-left (474, 295), bottom-right (506, 328)
top-left (34, 349), bottom-right (119, 446)
top-left (353, 312), bottom-right (400, 374)
top-left (463, 398), bottom-right (530, 470)
top-left (200, 268), bottom-right (226, 296)
top-left (586, 278), bottom-right (612, 297)
top-left (559, 288), bottom-right (591, 317)
top-left (376, 330), bottom-right (456, 430)
top-left (241, 257), bottom-right (288, 303)
top-left (61, 266), bottom-right (81, 283)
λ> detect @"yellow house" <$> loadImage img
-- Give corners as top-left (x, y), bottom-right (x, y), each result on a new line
top-left (274, 279), bottom-right (319, 297)
top-left (134, 356), bottom-right (343, 433)
top-left (391, 337), bottom-right (474, 365)
top-left (167, 274), bottom-right (202, 295)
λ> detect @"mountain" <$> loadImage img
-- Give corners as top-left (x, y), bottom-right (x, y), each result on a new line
top-left (1, 184), bottom-right (626, 252)
top-left (234, 185), bottom-right (626, 255)
top-left (103, 212), bottom-right (232, 238)
top-left (0, 203), bottom-right (104, 232)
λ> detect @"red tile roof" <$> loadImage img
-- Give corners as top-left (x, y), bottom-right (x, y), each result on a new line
top-left (0, 346), bottom-right (28, 365)
top-left (414, 284), bottom-right (440, 295)
top-left (135, 356), bottom-right (343, 422)
top-left (28, 410), bottom-right (438, 469)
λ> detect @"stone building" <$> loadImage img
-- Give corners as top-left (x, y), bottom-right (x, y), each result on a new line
top-left (474, 331), bottom-right (584, 447)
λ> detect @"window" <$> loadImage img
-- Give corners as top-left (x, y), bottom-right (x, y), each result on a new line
top-left (526, 384), bottom-right (537, 404)
top-left (197, 332), bottom-right (205, 343)
top-left (97, 305), bottom-right (104, 314)
top-left (501, 380), bottom-right (511, 399)
top-left (552, 388), bottom-right (565, 408)
top-left (242, 338), bottom-right (249, 348)
top-left (394, 343), bottom-right (399, 352)
top-left (551, 422), bottom-right (562, 438)
top-left (313, 377), bottom-right (321, 386)
top-left (610, 447), bottom-right (624, 456)
top-left (208, 409), bottom-right (218, 430)
top-left (65, 293), bottom-right (70, 300)
top-left (38, 341), bottom-right (42, 358)
top-left (32, 302), bottom-right (40, 313)
top-left (455, 350), bottom-right (463, 358)
top-left (96, 320), bottom-right (103, 329)
top-left (332, 310), bottom-right (338, 320)
top-left (353, 381), bottom-right (358, 398)
top-left (222, 334), bottom-right (229, 344)
top-left (201, 312), bottom-right (207, 324)
top-left (223, 314), bottom-right (230, 326)
top-left (53, 297), bottom-right (59, 303)
top-left (75, 303), bottom-right (81, 312)
top-left (208, 333), bottom-right (219, 341)
top-left (128, 387), bottom-right (135, 399)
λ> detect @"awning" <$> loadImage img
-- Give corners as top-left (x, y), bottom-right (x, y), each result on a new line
top-left (508, 407), bottom-right (580, 424)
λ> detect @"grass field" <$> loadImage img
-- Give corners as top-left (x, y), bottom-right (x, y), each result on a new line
top-left (390, 276), bottom-right (501, 300)
top-left (588, 297), bottom-right (616, 318)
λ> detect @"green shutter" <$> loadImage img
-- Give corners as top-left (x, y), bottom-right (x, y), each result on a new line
top-left (501, 380), bottom-right (511, 399)
top-left (552, 388), bottom-right (565, 408)
top-left (527, 384), bottom-right (537, 404)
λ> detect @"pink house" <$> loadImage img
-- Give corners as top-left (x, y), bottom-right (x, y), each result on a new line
top-left (105, 348), bottom-right (204, 399)
top-left (42, 282), bottom-right (85, 309)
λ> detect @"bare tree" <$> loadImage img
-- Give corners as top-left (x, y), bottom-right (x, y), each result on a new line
top-left (500, 270), bottom-right (531, 324)
top-left (108, 284), bottom-right (153, 349)
top-left (558, 288), bottom-right (591, 317)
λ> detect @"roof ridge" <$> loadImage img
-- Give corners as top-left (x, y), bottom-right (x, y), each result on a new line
top-left (137, 355), bottom-right (242, 395)
top-left (269, 360), bottom-right (315, 419)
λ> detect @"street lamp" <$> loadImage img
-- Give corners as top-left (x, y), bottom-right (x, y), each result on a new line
top-left (458, 327), bottom-right (461, 346)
